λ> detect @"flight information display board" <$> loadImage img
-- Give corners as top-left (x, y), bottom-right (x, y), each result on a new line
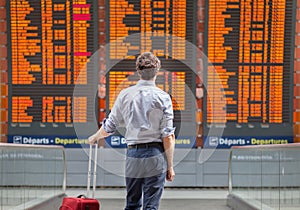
top-left (8, 0), bottom-right (97, 146)
top-left (204, 0), bottom-right (295, 146)
top-left (106, 0), bottom-right (197, 148)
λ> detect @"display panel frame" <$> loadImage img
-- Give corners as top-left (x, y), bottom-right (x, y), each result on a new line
top-left (7, 0), bottom-right (99, 139)
top-left (203, 0), bottom-right (296, 140)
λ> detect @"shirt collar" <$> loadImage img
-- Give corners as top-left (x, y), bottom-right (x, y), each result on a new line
top-left (137, 80), bottom-right (156, 86)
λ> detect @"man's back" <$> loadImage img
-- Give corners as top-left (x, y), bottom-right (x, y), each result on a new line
top-left (111, 79), bottom-right (173, 145)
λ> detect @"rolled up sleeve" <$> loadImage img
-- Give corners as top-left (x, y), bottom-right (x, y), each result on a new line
top-left (103, 118), bottom-right (117, 134)
top-left (160, 95), bottom-right (176, 137)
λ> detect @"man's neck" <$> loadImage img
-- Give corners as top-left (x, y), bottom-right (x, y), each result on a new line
top-left (140, 76), bottom-right (156, 82)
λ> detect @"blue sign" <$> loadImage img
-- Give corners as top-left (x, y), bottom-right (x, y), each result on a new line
top-left (105, 136), bottom-right (127, 148)
top-left (10, 135), bottom-right (291, 149)
top-left (203, 136), bottom-right (294, 149)
top-left (8, 134), bottom-right (196, 148)
top-left (8, 135), bottom-right (90, 148)
top-left (175, 136), bottom-right (196, 148)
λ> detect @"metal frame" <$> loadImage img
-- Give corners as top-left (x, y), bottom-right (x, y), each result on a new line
top-left (203, 0), bottom-right (295, 138)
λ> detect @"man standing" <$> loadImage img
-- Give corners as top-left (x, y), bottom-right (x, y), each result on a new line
top-left (88, 52), bottom-right (175, 210)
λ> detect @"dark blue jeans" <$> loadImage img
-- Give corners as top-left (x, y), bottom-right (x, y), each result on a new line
top-left (125, 145), bottom-right (167, 210)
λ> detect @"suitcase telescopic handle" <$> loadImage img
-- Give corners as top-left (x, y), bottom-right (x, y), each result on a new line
top-left (87, 142), bottom-right (98, 198)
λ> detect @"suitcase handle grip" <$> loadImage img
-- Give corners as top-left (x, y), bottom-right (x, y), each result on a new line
top-left (77, 194), bottom-right (87, 198)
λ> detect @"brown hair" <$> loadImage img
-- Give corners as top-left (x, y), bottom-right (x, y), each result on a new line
top-left (136, 52), bottom-right (161, 80)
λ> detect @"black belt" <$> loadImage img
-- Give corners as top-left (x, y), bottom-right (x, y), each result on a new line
top-left (127, 142), bottom-right (163, 149)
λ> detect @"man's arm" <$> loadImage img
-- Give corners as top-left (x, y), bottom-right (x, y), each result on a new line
top-left (88, 92), bottom-right (124, 145)
top-left (163, 133), bottom-right (175, 181)
top-left (88, 126), bottom-right (110, 145)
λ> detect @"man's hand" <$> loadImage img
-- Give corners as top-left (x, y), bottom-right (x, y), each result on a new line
top-left (166, 167), bottom-right (175, 182)
top-left (88, 126), bottom-right (111, 145)
top-left (163, 134), bottom-right (175, 182)
top-left (88, 133), bottom-right (98, 145)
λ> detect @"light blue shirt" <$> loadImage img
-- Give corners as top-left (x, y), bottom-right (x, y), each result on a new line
top-left (103, 80), bottom-right (175, 145)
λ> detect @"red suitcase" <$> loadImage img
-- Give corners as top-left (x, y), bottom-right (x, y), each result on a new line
top-left (60, 144), bottom-right (100, 210)
top-left (60, 195), bottom-right (99, 210)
